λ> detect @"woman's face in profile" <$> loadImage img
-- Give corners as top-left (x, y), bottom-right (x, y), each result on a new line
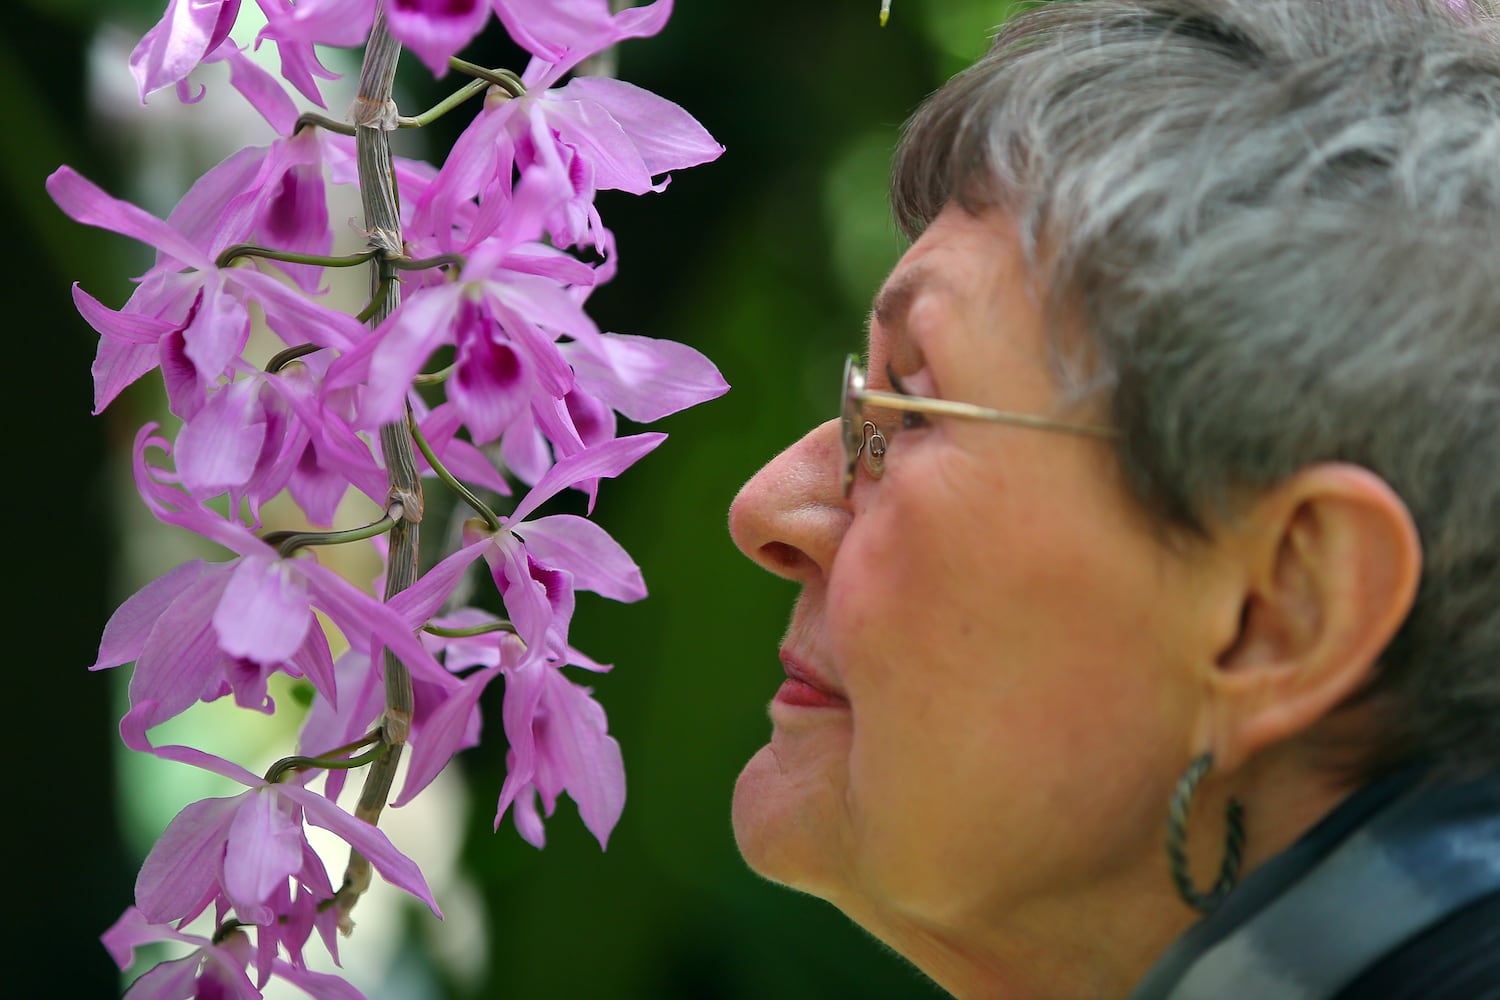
top-left (728, 204), bottom-right (1217, 936)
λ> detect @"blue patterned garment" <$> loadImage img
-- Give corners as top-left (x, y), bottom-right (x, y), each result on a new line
top-left (1131, 771), bottom-right (1500, 999)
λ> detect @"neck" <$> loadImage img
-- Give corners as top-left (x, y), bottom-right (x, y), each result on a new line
top-left (845, 755), bottom-right (1360, 998)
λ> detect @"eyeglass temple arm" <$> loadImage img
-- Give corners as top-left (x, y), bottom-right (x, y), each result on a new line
top-left (855, 388), bottom-right (1117, 439)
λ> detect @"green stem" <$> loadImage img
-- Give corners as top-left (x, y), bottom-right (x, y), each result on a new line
top-left (448, 58), bottom-right (527, 98)
top-left (413, 363), bottom-right (454, 386)
top-left (295, 111), bottom-right (358, 137)
top-left (212, 920), bottom-right (245, 945)
top-left (266, 344), bottom-right (321, 373)
top-left (318, 728), bottom-right (385, 760)
top-left (424, 619), bottom-right (518, 638)
top-left (408, 413), bottom-right (502, 532)
top-left (263, 513), bottom-right (397, 559)
top-left (389, 253), bottom-right (465, 272)
top-left (265, 742), bottom-right (389, 785)
top-left (355, 279), bottom-right (394, 324)
top-left (398, 78), bottom-right (490, 128)
top-left (217, 243), bottom-right (380, 270)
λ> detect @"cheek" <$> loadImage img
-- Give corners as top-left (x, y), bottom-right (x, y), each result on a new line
top-left (826, 450), bottom-right (1195, 908)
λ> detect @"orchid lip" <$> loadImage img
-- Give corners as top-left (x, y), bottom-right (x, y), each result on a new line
top-left (779, 649), bottom-right (848, 702)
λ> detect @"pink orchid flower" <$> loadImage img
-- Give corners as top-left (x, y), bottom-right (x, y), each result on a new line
top-left (92, 426), bottom-right (460, 736)
top-left (117, 716), bottom-right (440, 931)
top-left (47, 164), bottom-right (359, 418)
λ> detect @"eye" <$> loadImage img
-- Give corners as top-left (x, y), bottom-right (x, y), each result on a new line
top-left (887, 365), bottom-right (931, 432)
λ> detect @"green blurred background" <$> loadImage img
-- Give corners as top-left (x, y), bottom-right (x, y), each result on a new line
top-left (6, 1), bottom-right (1025, 996)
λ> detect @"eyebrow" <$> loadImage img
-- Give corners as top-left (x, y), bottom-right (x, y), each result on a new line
top-left (869, 265), bottom-right (929, 339)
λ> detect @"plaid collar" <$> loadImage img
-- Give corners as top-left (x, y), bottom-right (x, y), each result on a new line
top-left (1131, 768), bottom-right (1500, 1000)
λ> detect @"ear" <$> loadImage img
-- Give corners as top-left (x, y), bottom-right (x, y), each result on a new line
top-left (1201, 463), bottom-right (1421, 773)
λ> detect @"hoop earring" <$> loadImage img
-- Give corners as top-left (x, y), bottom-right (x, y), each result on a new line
top-left (1166, 753), bottom-right (1246, 913)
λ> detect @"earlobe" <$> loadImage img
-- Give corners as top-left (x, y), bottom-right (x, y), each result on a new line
top-left (1203, 464), bottom-right (1422, 773)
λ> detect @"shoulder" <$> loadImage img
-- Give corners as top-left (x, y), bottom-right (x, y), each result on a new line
top-left (1334, 889), bottom-right (1500, 1000)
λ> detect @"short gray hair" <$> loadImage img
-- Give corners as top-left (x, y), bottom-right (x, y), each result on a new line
top-left (892, 0), bottom-right (1500, 779)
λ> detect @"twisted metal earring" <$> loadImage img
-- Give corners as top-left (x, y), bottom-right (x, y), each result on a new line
top-left (1166, 753), bottom-right (1246, 913)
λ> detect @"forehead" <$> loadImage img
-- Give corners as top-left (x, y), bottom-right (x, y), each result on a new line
top-left (865, 206), bottom-right (1035, 363)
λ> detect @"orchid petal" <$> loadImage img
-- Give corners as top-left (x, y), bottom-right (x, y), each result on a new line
top-left (386, 0), bottom-right (493, 75)
top-left (222, 790), bottom-right (302, 924)
top-left (93, 560), bottom-right (208, 671)
top-left (519, 514), bottom-right (645, 602)
top-left (331, 282), bottom-right (463, 424)
top-left (92, 336), bottom-right (161, 416)
top-left (135, 794), bottom-right (243, 924)
top-left (537, 96), bottom-right (654, 195)
top-left (102, 907), bottom-right (206, 970)
top-left (512, 432), bottom-right (665, 521)
top-left (387, 538), bottom-right (490, 629)
top-left (166, 145), bottom-right (268, 257)
top-left (566, 331), bottom-right (728, 421)
top-left (295, 560), bottom-right (461, 693)
top-left (230, 267), bottom-right (363, 352)
top-left (492, 0), bottom-right (671, 68)
top-left (122, 953), bottom-right (208, 1000)
top-left (277, 785), bottom-right (442, 916)
top-left (554, 77), bottom-right (723, 177)
top-left (176, 379), bottom-right (267, 496)
top-left (214, 555), bottom-right (312, 664)
top-left (180, 280), bottom-right (249, 387)
top-left (261, 0), bottom-right (376, 48)
top-left (395, 665), bottom-right (502, 806)
top-left (269, 958), bottom-right (369, 1000)
top-left (129, 567), bottom-right (235, 728)
top-left (209, 39), bottom-right (299, 136)
top-left (493, 658), bottom-right (546, 834)
top-left (72, 284), bottom-right (175, 347)
top-left (539, 667), bottom-right (625, 848)
top-left (450, 324), bottom-right (530, 443)
top-left (47, 167), bottom-right (212, 270)
top-left (129, 0), bottom-right (243, 100)
top-left (485, 535), bottom-right (556, 651)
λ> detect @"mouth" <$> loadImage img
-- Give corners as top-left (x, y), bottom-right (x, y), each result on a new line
top-left (774, 650), bottom-right (849, 709)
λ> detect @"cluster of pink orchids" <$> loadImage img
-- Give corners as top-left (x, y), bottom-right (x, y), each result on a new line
top-left (48, 1), bottom-right (725, 996)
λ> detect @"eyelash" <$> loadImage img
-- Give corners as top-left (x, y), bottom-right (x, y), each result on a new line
top-left (886, 367), bottom-right (930, 431)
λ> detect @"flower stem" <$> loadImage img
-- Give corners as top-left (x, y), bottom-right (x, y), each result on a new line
top-left (389, 253), bottom-right (465, 272)
top-left (264, 740), bottom-right (389, 785)
top-left (216, 243), bottom-right (381, 270)
top-left (266, 344), bottom-right (322, 373)
top-left (408, 412), bottom-right (502, 533)
top-left (337, 0), bottom-right (419, 933)
top-left (212, 920), bottom-right (245, 945)
top-left (398, 78), bottom-right (490, 128)
top-left (412, 363), bottom-right (454, 386)
top-left (355, 279), bottom-right (393, 324)
top-left (295, 111), bottom-right (358, 137)
top-left (424, 619), bottom-right (518, 637)
top-left (448, 58), bottom-right (526, 98)
top-left (262, 513), bottom-right (396, 559)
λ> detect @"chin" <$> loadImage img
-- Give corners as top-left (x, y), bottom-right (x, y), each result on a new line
top-left (731, 741), bottom-right (850, 898)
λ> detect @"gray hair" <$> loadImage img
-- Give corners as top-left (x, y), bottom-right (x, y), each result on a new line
top-left (892, 0), bottom-right (1500, 779)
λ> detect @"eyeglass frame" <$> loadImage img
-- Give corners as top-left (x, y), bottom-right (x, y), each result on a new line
top-left (840, 353), bottom-right (1118, 497)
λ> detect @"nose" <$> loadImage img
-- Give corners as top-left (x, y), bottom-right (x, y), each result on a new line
top-left (728, 418), bottom-right (850, 584)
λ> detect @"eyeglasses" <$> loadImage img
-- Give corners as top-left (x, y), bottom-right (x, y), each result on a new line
top-left (841, 354), bottom-right (1118, 497)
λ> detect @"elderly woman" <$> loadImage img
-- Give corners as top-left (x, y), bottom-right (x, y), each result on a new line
top-left (727, 1), bottom-right (1500, 997)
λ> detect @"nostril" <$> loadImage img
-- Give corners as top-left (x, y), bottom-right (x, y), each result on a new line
top-left (760, 541), bottom-right (808, 574)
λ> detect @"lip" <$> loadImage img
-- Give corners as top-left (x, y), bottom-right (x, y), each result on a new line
top-left (774, 650), bottom-right (849, 709)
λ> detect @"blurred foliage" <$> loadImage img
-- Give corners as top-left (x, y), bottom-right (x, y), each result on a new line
top-left (8, 1), bottom-right (1031, 997)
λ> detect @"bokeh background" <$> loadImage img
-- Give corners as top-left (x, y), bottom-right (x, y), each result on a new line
top-left (7, 1), bottom-right (1023, 996)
